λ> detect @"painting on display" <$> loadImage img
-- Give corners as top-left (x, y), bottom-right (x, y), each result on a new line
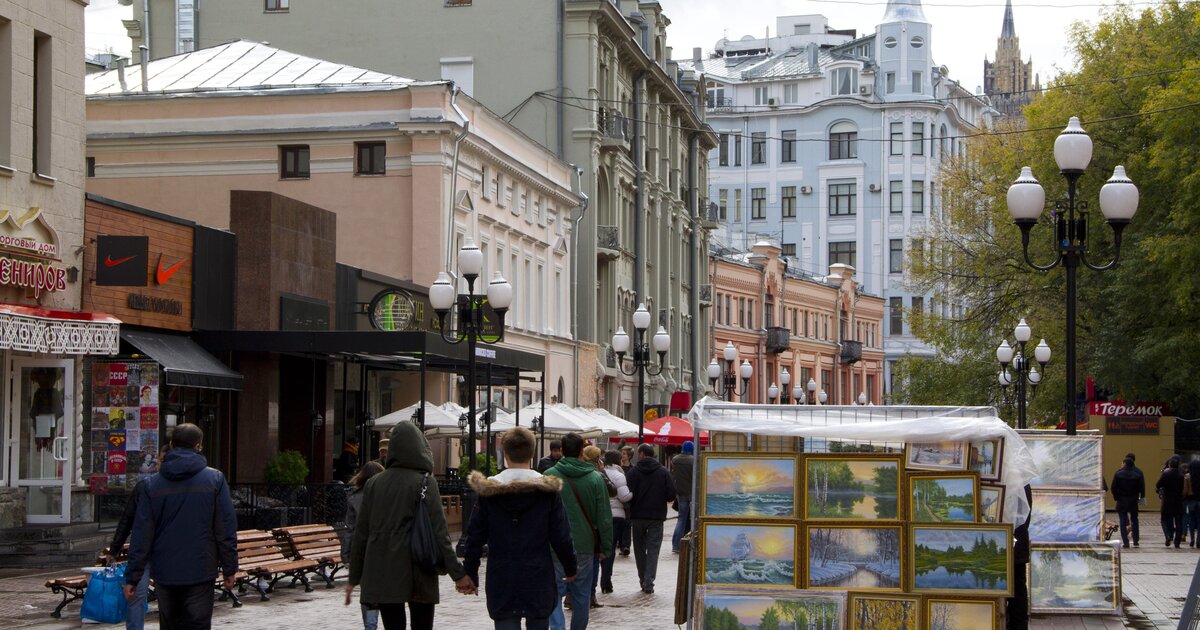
top-left (1020, 433), bottom-right (1104, 490)
top-left (700, 522), bottom-right (798, 588)
top-left (802, 454), bottom-right (901, 520)
top-left (979, 485), bottom-right (1005, 524)
top-left (968, 438), bottom-right (1004, 482)
top-left (904, 441), bottom-right (969, 471)
top-left (1029, 490), bottom-right (1105, 542)
top-left (1029, 543), bottom-right (1121, 615)
top-left (700, 454), bottom-right (798, 519)
top-left (908, 473), bottom-right (980, 523)
top-left (696, 587), bottom-right (846, 630)
top-left (909, 524), bottom-right (1014, 596)
top-left (848, 594), bottom-right (920, 630)
top-left (804, 525), bottom-right (902, 591)
top-left (925, 597), bottom-right (998, 630)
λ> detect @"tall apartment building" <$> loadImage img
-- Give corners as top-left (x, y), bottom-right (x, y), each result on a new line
top-left (983, 0), bottom-right (1040, 120)
top-left (124, 0), bottom-right (718, 418)
top-left (680, 4), bottom-right (996, 396)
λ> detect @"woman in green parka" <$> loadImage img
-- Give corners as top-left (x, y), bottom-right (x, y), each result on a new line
top-left (345, 420), bottom-right (475, 629)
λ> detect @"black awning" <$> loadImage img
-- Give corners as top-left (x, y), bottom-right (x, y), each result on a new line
top-left (121, 330), bottom-right (244, 390)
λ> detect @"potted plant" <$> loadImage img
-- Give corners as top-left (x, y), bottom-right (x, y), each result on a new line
top-left (263, 450), bottom-right (309, 527)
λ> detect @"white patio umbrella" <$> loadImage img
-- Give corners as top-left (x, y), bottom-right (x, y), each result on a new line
top-left (518, 403), bottom-right (604, 438)
top-left (373, 401), bottom-right (462, 435)
top-left (583, 408), bottom-right (648, 438)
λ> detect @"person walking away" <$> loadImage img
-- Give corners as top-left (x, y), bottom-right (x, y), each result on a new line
top-left (616, 445), bottom-right (635, 555)
top-left (580, 446), bottom-right (609, 609)
top-left (344, 461), bottom-right (385, 630)
top-left (463, 427), bottom-right (577, 630)
top-left (336, 437), bottom-right (361, 483)
top-left (537, 440), bottom-right (563, 474)
top-left (625, 444), bottom-right (676, 594)
top-left (1157, 456), bottom-right (1186, 548)
top-left (1111, 456), bottom-right (1145, 548)
top-left (107, 443), bottom-right (169, 630)
top-left (598, 450), bottom-right (631, 595)
top-left (543, 433), bottom-right (612, 630)
top-left (670, 441), bottom-right (695, 554)
top-left (346, 421), bottom-right (474, 630)
top-left (1186, 456), bottom-right (1200, 547)
top-left (124, 424), bottom-right (237, 629)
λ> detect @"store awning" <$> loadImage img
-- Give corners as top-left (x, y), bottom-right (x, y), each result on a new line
top-left (121, 329), bottom-right (243, 390)
top-left (0, 302), bottom-right (120, 355)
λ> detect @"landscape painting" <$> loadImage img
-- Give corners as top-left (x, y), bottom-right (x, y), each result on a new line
top-left (911, 524), bottom-right (1013, 596)
top-left (1029, 543), bottom-right (1121, 614)
top-left (701, 522), bottom-right (797, 588)
top-left (805, 525), bottom-right (902, 591)
top-left (702, 454), bottom-right (798, 519)
top-left (909, 473), bottom-right (979, 523)
top-left (1021, 433), bottom-right (1104, 489)
top-left (698, 588), bottom-right (846, 630)
top-left (905, 441), bottom-right (968, 471)
top-left (969, 438), bottom-right (1004, 482)
top-left (979, 485), bottom-right (1005, 524)
top-left (803, 455), bottom-right (901, 520)
top-left (849, 594), bottom-right (919, 630)
top-left (1029, 490), bottom-right (1105, 542)
top-left (926, 598), bottom-right (997, 630)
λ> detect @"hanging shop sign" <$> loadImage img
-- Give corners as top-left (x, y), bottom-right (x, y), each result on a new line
top-left (0, 207), bottom-right (68, 296)
top-left (1089, 400), bottom-right (1168, 435)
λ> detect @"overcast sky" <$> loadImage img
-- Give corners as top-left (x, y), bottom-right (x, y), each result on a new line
top-left (86, 0), bottom-right (1130, 92)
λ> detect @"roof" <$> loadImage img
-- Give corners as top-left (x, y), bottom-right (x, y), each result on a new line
top-left (682, 46), bottom-right (840, 83)
top-left (86, 40), bottom-right (419, 97)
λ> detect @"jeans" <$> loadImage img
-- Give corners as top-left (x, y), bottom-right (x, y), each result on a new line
top-left (126, 563), bottom-right (150, 630)
top-left (377, 602), bottom-right (434, 630)
top-left (1187, 499), bottom-right (1200, 537)
top-left (600, 517), bottom-right (626, 590)
top-left (156, 582), bottom-right (214, 630)
top-left (630, 519), bottom-right (664, 591)
top-left (1118, 507), bottom-right (1140, 545)
top-left (362, 603), bottom-right (380, 630)
top-left (495, 617), bottom-right (549, 630)
top-left (671, 497), bottom-right (692, 552)
top-left (1163, 511), bottom-right (1185, 546)
top-left (616, 518), bottom-right (631, 552)
top-left (550, 552), bottom-right (595, 630)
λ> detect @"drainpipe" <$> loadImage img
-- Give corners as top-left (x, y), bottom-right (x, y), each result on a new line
top-left (569, 165), bottom-right (589, 406)
top-left (633, 71), bottom-right (646, 303)
top-left (758, 255), bottom-right (767, 403)
top-left (687, 132), bottom-right (702, 403)
top-left (742, 115), bottom-right (750, 249)
top-left (443, 84), bottom-right (472, 274)
top-left (138, 45), bottom-right (148, 92)
top-left (556, 0), bottom-right (565, 158)
top-left (142, 0), bottom-right (151, 62)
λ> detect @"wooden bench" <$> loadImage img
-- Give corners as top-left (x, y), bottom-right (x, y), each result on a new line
top-left (273, 524), bottom-right (343, 588)
top-left (44, 575), bottom-right (89, 619)
top-left (233, 529), bottom-right (318, 600)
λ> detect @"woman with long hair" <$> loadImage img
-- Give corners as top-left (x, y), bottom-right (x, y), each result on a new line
top-left (345, 460), bottom-right (385, 630)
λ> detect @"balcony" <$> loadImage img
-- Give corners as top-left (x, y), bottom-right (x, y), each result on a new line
top-left (597, 225), bottom-right (620, 260)
top-left (699, 199), bottom-right (720, 229)
top-left (707, 96), bottom-right (735, 113)
top-left (698, 284), bottom-right (712, 306)
top-left (840, 340), bottom-right (863, 364)
top-left (598, 107), bottom-right (630, 151)
top-left (765, 326), bottom-right (791, 354)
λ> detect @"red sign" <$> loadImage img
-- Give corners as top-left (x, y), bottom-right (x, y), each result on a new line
top-left (1106, 416), bottom-right (1159, 435)
top-left (1088, 401), bottom-right (1170, 417)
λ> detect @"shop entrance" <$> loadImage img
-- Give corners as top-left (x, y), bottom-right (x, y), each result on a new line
top-left (8, 358), bottom-right (74, 524)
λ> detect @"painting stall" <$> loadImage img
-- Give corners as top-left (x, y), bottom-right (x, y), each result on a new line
top-left (683, 401), bottom-right (1045, 630)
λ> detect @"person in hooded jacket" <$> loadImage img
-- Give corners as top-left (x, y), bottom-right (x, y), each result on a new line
top-left (625, 443), bottom-right (676, 594)
top-left (463, 427), bottom-right (577, 630)
top-left (346, 421), bottom-right (474, 630)
top-left (598, 450), bottom-right (631, 595)
top-left (124, 423), bottom-right (237, 629)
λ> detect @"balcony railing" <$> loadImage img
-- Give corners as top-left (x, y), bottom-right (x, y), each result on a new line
top-left (597, 225), bottom-right (620, 252)
top-left (598, 107), bottom-right (629, 146)
top-left (699, 284), bottom-right (712, 305)
top-left (765, 326), bottom-right (791, 354)
top-left (840, 340), bottom-right (863, 364)
top-left (707, 96), bottom-right (735, 112)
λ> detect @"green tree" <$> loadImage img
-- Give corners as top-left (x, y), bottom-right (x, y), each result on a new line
top-left (759, 605), bottom-right (782, 630)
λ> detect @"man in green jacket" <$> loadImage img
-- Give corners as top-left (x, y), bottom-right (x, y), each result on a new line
top-left (544, 433), bottom-right (613, 630)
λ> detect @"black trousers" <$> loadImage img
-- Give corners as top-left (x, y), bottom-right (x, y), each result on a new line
top-left (156, 582), bottom-right (215, 630)
top-left (378, 602), bottom-right (435, 630)
top-left (1118, 507), bottom-right (1140, 545)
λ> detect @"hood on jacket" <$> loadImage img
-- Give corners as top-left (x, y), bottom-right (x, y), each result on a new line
top-left (635, 456), bottom-right (663, 473)
top-left (468, 470), bottom-right (563, 497)
top-left (550, 456), bottom-right (598, 478)
top-left (385, 420), bottom-right (433, 472)
top-left (160, 448), bottom-right (208, 481)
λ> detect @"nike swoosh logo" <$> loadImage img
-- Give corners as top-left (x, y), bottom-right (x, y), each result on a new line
top-left (104, 255), bottom-right (136, 267)
top-left (155, 254), bottom-right (188, 285)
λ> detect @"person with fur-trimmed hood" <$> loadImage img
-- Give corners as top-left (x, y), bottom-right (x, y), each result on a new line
top-left (464, 427), bottom-right (577, 629)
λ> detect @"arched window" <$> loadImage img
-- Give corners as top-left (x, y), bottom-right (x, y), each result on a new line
top-left (829, 121), bottom-right (858, 160)
top-left (557, 377), bottom-right (566, 406)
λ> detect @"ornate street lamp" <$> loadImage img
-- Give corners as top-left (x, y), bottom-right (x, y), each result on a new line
top-left (1007, 117), bottom-right (1138, 434)
top-left (803, 377), bottom-right (827, 405)
top-left (996, 319), bottom-right (1052, 429)
top-left (707, 341), bottom-right (753, 402)
top-left (612, 302), bottom-right (670, 442)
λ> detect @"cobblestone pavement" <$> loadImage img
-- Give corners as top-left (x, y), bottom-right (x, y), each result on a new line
top-left (4, 520), bottom-right (1196, 629)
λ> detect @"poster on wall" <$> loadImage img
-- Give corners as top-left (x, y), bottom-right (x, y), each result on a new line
top-left (90, 362), bottom-right (160, 495)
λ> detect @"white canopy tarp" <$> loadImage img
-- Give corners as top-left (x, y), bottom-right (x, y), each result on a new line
top-left (581, 408), bottom-right (647, 438)
top-left (373, 402), bottom-right (461, 434)
top-left (520, 403), bottom-right (605, 438)
top-left (688, 398), bottom-right (1039, 525)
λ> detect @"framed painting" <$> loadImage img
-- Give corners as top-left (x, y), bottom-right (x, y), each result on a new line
top-left (804, 524), bottom-right (903, 591)
top-left (700, 521), bottom-right (798, 588)
top-left (848, 594), bottom-right (920, 630)
top-left (909, 524), bottom-right (1014, 596)
top-left (802, 454), bottom-right (902, 520)
top-left (1029, 542), bottom-right (1121, 615)
top-left (979, 485), bottom-right (1005, 524)
top-left (1019, 433), bottom-right (1104, 489)
top-left (696, 587), bottom-right (847, 630)
top-left (700, 453), bottom-right (798, 519)
top-left (1029, 490), bottom-right (1105, 542)
top-left (925, 597), bottom-right (999, 630)
top-left (968, 438), bottom-right (1004, 482)
top-left (905, 441), bottom-right (969, 471)
top-left (907, 472), bottom-right (980, 523)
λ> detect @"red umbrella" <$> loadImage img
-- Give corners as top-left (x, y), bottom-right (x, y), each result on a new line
top-left (642, 415), bottom-right (708, 447)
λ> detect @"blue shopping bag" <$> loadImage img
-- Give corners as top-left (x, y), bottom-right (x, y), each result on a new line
top-left (80, 563), bottom-right (127, 624)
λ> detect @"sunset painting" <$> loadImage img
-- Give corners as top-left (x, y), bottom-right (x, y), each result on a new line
top-left (702, 522), bottom-right (797, 587)
top-left (703, 454), bottom-right (797, 518)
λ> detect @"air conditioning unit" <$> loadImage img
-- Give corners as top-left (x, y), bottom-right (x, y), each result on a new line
top-left (859, 85), bottom-right (872, 96)
top-left (767, 97), bottom-right (778, 107)
top-left (868, 183), bottom-right (880, 192)
top-left (800, 185), bottom-right (812, 194)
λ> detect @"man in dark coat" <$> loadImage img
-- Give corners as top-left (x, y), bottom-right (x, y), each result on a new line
top-left (669, 441), bottom-right (695, 554)
top-left (464, 427), bottom-right (577, 629)
top-left (626, 444), bottom-right (676, 594)
top-left (1157, 456), bottom-right (1186, 548)
top-left (124, 424), bottom-right (237, 628)
top-left (1188, 457), bottom-right (1200, 547)
top-left (1112, 455), bottom-right (1145, 548)
top-left (536, 440), bottom-right (563, 474)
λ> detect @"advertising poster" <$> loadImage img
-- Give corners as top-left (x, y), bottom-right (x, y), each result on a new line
top-left (106, 451), bottom-right (127, 474)
top-left (90, 362), bottom-right (160, 495)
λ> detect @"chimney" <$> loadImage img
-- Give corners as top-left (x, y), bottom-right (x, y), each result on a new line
top-left (138, 44), bottom-right (149, 92)
top-left (693, 47), bottom-right (702, 62)
top-left (117, 57), bottom-right (128, 92)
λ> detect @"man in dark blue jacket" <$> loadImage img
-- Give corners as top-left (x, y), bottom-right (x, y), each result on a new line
top-left (124, 423), bottom-right (237, 628)
top-left (626, 444), bottom-right (675, 594)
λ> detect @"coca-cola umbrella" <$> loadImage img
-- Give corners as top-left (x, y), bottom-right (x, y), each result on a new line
top-left (641, 415), bottom-right (708, 447)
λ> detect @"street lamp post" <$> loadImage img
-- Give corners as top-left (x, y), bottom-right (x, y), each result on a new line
top-left (768, 368), bottom-right (794, 404)
top-left (431, 238), bottom-right (514, 471)
top-left (996, 319), bottom-right (1052, 429)
top-left (803, 377), bottom-right (827, 405)
top-left (1006, 117), bottom-right (1138, 435)
top-left (707, 341), bottom-right (753, 402)
top-left (612, 303), bottom-right (670, 443)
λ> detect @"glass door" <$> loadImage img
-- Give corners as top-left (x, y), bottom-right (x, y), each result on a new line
top-left (11, 359), bottom-right (74, 524)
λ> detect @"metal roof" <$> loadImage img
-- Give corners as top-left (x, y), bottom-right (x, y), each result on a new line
top-left (86, 40), bottom-right (416, 97)
top-left (681, 47), bottom-right (837, 83)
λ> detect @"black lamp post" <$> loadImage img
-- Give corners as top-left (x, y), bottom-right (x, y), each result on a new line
top-left (1006, 117), bottom-right (1139, 435)
top-left (996, 319), bottom-right (1052, 429)
top-left (707, 341), bottom-right (753, 402)
top-left (612, 302), bottom-right (670, 443)
top-left (770, 367), bottom-right (793, 404)
top-left (803, 377), bottom-right (827, 405)
top-left (431, 238), bottom-right (513, 471)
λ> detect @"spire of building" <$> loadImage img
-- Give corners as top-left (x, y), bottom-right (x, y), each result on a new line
top-left (1001, 0), bottom-right (1016, 38)
top-left (882, 0), bottom-right (928, 24)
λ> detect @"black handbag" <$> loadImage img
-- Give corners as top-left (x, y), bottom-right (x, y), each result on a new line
top-left (411, 473), bottom-right (443, 574)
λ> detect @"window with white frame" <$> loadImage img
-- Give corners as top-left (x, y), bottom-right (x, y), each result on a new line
top-left (912, 71), bottom-right (923, 94)
top-left (754, 86), bottom-right (769, 105)
top-left (783, 83), bottom-right (799, 104)
top-left (831, 67), bottom-right (857, 95)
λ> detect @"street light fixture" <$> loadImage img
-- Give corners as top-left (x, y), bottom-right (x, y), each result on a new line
top-left (779, 368), bottom-right (793, 404)
top-left (996, 319), bottom-right (1052, 429)
top-left (767, 383), bottom-right (780, 403)
top-left (1007, 117), bottom-right (1138, 435)
top-left (708, 341), bottom-right (753, 401)
top-left (431, 238), bottom-right (513, 471)
top-left (612, 302), bottom-right (670, 442)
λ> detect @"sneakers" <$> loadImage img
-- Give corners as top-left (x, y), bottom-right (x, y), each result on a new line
top-left (620, 548), bottom-right (630, 556)
top-left (1122, 542), bottom-right (1130, 549)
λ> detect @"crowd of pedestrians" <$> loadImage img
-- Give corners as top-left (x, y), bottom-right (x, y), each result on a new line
top-left (1112, 451), bottom-right (1200, 549)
